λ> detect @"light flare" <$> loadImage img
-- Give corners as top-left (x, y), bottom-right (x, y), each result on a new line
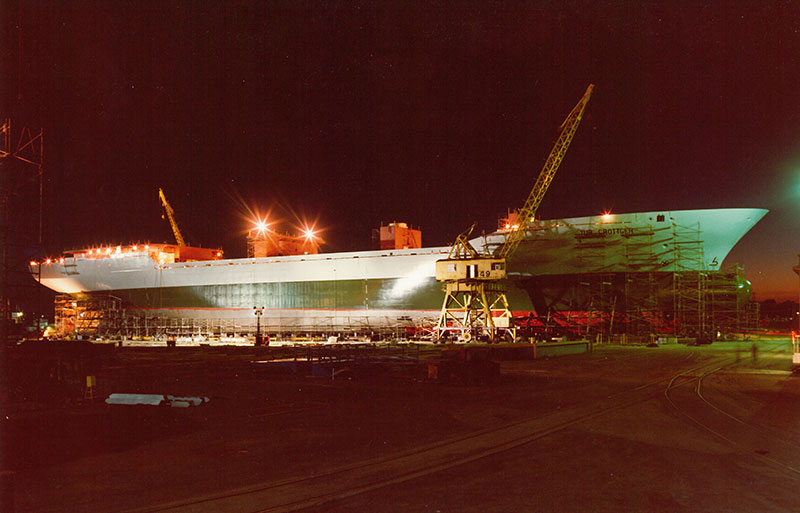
top-left (254, 217), bottom-right (269, 235)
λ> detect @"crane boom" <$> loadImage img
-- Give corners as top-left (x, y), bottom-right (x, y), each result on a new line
top-left (434, 84), bottom-right (595, 343)
top-left (497, 83), bottom-right (594, 259)
top-left (158, 188), bottom-right (187, 247)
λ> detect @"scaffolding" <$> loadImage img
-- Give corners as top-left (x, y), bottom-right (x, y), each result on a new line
top-left (53, 294), bottom-right (429, 341)
top-left (672, 221), bottom-right (708, 338)
top-left (624, 271), bottom-right (660, 338)
top-left (55, 294), bottom-right (123, 338)
top-left (534, 218), bottom-right (753, 343)
top-left (706, 265), bottom-right (743, 334)
top-left (582, 274), bottom-right (616, 340)
top-left (744, 302), bottom-right (760, 335)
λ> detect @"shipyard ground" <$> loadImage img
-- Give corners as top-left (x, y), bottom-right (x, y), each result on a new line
top-left (2, 338), bottom-right (799, 512)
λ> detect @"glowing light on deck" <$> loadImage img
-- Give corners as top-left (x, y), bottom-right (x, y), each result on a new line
top-left (601, 211), bottom-right (613, 222)
top-left (29, 260), bottom-right (37, 266)
top-left (45, 258), bottom-right (51, 264)
top-left (253, 217), bottom-right (269, 235)
top-left (303, 227), bottom-right (316, 241)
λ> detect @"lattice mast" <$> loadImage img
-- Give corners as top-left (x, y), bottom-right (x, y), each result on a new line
top-left (1, 119), bottom-right (43, 349)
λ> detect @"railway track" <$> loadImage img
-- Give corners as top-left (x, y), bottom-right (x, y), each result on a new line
top-left (125, 352), bottom-right (739, 513)
top-left (664, 342), bottom-right (800, 478)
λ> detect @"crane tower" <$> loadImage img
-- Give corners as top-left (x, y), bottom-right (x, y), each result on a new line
top-left (434, 84), bottom-right (594, 342)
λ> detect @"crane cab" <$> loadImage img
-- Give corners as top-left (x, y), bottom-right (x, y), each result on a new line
top-left (435, 258), bottom-right (506, 282)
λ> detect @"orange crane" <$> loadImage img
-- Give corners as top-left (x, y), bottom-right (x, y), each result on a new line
top-left (434, 84), bottom-right (594, 342)
top-left (158, 188), bottom-right (187, 247)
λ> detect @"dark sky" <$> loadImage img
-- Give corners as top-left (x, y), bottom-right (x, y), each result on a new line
top-left (4, 1), bottom-right (800, 299)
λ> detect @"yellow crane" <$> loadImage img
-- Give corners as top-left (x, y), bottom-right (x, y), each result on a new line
top-left (434, 84), bottom-right (594, 342)
top-left (158, 188), bottom-right (187, 246)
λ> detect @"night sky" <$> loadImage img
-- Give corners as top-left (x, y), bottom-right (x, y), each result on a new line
top-left (4, 1), bottom-right (800, 300)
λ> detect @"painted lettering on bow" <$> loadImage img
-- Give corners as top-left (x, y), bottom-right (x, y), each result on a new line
top-left (575, 227), bottom-right (635, 239)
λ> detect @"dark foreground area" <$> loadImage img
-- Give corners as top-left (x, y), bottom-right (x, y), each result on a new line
top-left (1, 339), bottom-right (798, 512)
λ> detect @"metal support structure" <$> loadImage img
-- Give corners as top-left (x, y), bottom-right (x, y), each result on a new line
top-left (0, 119), bottom-right (43, 353)
top-left (51, 293), bottom-right (434, 342)
top-left (624, 272), bottom-right (660, 338)
top-left (434, 282), bottom-right (514, 342)
top-left (744, 301), bottom-right (760, 336)
top-left (672, 222), bottom-right (707, 339)
top-left (705, 264), bottom-right (744, 336)
top-left (435, 86), bottom-right (594, 343)
top-left (581, 274), bottom-right (616, 341)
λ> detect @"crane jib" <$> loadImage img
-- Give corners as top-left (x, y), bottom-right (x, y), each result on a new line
top-left (498, 84), bottom-right (594, 260)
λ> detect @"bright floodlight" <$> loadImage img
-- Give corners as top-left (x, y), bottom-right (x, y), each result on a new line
top-left (304, 227), bottom-right (316, 241)
top-left (601, 211), bottom-right (613, 221)
top-left (255, 220), bottom-right (268, 234)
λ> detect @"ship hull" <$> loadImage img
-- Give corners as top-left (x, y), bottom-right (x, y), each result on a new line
top-left (33, 208), bottom-right (767, 332)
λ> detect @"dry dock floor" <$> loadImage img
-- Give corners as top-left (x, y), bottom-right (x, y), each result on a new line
top-left (3, 339), bottom-right (799, 512)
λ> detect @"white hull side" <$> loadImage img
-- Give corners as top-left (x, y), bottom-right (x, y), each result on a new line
top-left (34, 208), bottom-right (767, 303)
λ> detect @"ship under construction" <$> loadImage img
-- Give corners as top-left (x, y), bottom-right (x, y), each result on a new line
top-left (29, 84), bottom-right (767, 343)
top-left (32, 207), bottom-right (766, 343)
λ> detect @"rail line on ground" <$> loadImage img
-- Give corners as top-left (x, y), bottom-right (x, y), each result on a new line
top-left (125, 353), bottom-right (736, 513)
top-left (664, 342), bottom-right (800, 477)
